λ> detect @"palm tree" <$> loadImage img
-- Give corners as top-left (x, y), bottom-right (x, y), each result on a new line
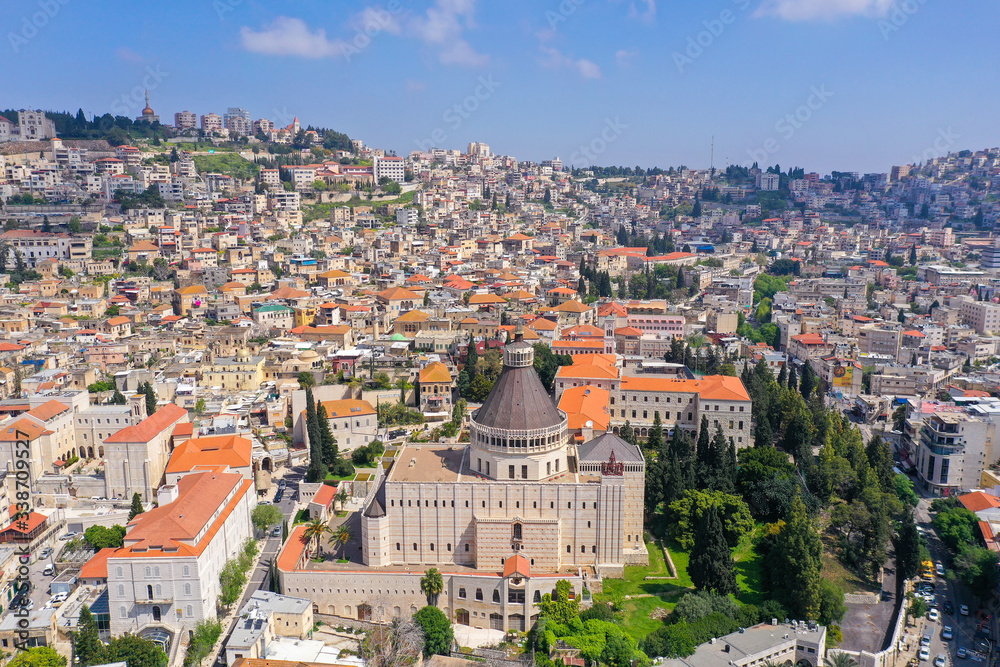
top-left (302, 519), bottom-right (331, 558)
top-left (825, 653), bottom-right (856, 667)
top-left (420, 567), bottom-right (444, 606)
top-left (334, 489), bottom-right (349, 514)
top-left (331, 525), bottom-right (352, 558)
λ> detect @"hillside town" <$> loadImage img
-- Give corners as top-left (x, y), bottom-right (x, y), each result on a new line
top-left (2, 104), bottom-right (1000, 667)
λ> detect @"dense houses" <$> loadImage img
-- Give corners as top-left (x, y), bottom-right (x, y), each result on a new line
top-left (3, 107), bottom-right (1000, 665)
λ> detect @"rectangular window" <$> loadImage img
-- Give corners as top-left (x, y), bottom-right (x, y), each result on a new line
top-left (521, 465), bottom-right (528, 479)
top-left (509, 465), bottom-right (515, 479)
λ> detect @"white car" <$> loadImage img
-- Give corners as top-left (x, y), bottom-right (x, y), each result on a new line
top-left (919, 647), bottom-right (931, 661)
top-left (935, 654), bottom-right (947, 667)
top-left (960, 605), bottom-right (970, 616)
top-left (928, 608), bottom-right (940, 621)
top-left (49, 592), bottom-right (68, 606)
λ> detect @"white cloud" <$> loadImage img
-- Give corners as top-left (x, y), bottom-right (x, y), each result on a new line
top-left (240, 16), bottom-right (347, 58)
top-left (408, 0), bottom-right (489, 66)
top-left (754, 0), bottom-right (894, 21)
top-left (539, 46), bottom-right (603, 79)
top-left (615, 48), bottom-right (639, 67)
top-left (351, 6), bottom-right (402, 36)
top-left (628, 0), bottom-right (657, 25)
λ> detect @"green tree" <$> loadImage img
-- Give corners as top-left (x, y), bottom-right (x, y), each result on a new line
top-left (84, 524), bottom-right (126, 549)
top-left (646, 411), bottom-right (664, 453)
top-left (251, 503), bottom-right (283, 533)
top-left (302, 518), bottom-right (332, 557)
top-left (194, 398), bottom-right (206, 415)
top-left (140, 381), bottom-right (157, 415)
top-left (799, 364), bottom-right (816, 400)
top-left (892, 405), bottom-right (907, 433)
top-left (316, 402), bottom-right (338, 467)
top-left (413, 606), bottom-right (453, 656)
top-left (666, 489), bottom-right (754, 549)
top-left (895, 511), bottom-right (921, 581)
top-left (689, 505), bottom-right (738, 596)
top-left (538, 579), bottom-right (579, 624)
top-left (104, 633), bottom-right (168, 667)
top-left (954, 546), bottom-right (1000, 600)
top-left (110, 388), bottom-right (127, 405)
top-left (737, 446), bottom-right (797, 522)
top-left (762, 496), bottom-right (823, 619)
top-left (9, 647), bottom-right (66, 667)
top-left (933, 507), bottom-right (979, 552)
top-left (865, 435), bottom-right (894, 492)
top-left (128, 492), bottom-right (145, 521)
top-left (420, 567), bottom-right (444, 606)
top-left (297, 370), bottom-right (316, 388)
top-left (74, 605), bottom-right (105, 667)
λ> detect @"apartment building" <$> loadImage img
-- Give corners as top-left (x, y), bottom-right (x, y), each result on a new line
top-left (959, 300), bottom-right (1000, 334)
top-left (107, 469), bottom-right (255, 637)
top-left (374, 155), bottom-right (406, 184)
top-left (915, 407), bottom-right (999, 496)
top-left (173, 111), bottom-right (197, 130)
top-left (103, 403), bottom-right (190, 502)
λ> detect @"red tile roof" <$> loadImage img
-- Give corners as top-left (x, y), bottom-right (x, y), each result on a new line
top-left (104, 403), bottom-right (187, 444)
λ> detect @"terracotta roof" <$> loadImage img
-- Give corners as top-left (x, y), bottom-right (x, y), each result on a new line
top-left (112, 471), bottom-right (252, 557)
top-left (276, 525), bottom-right (310, 572)
top-left (552, 340), bottom-right (605, 350)
top-left (0, 418), bottom-right (46, 442)
top-left (503, 554), bottom-right (530, 578)
top-left (79, 547), bottom-right (116, 580)
top-left (104, 403), bottom-right (188, 444)
top-left (468, 293), bottom-right (508, 305)
top-left (27, 399), bottom-right (71, 422)
top-left (959, 491), bottom-right (1000, 513)
top-left (0, 508), bottom-right (46, 534)
top-left (550, 300), bottom-right (592, 313)
top-left (175, 285), bottom-right (208, 295)
top-left (396, 309), bottom-right (430, 323)
top-left (313, 399), bottom-right (376, 419)
top-left (619, 375), bottom-right (751, 401)
top-left (558, 385), bottom-right (611, 431)
top-left (419, 361), bottom-right (452, 384)
top-left (165, 435), bottom-right (252, 474)
top-left (312, 484), bottom-right (336, 508)
top-left (377, 286), bottom-right (419, 301)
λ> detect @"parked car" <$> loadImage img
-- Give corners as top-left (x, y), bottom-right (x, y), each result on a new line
top-left (49, 592), bottom-right (68, 606)
top-left (922, 635), bottom-right (932, 647)
top-left (935, 654), bottom-right (947, 667)
top-left (271, 526), bottom-right (281, 538)
top-left (943, 627), bottom-right (954, 641)
top-left (945, 601), bottom-right (955, 614)
top-left (43, 564), bottom-right (54, 576)
top-left (960, 605), bottom-right (970, 616)
top-left (259, 500), bottom-right (271, 505)
top-left (936, 562), bottom-right (946, 576)
top-left (39, 547), bottom-right (52, 558)
top-left (919, 648), bottom-right (931, 661)
top-left (929, 608), bottom-right (940, 621)
top-left (278, 480), bottom-right (286, 488)
top-left (957, 648), bottom-right (967, 659)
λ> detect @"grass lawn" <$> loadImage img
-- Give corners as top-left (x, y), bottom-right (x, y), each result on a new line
top-left (821, 544), bottom-right (878, 594)
top-left (597, 538), bottom-right (694, 640)
top-left (734, 526), bottom-right (766, 606)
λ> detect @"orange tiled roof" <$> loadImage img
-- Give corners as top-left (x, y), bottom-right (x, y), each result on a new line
top-left (419, 361), bottom-right (452, 384)
top-left (620, 375), bottom-right (751, 401)
top-left (104, 404), bottom-right (187, 444)
top-left (165, 434), bottom-right (252, 474)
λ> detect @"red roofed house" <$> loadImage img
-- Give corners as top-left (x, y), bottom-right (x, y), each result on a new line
top-left (107, 469), bottom-right (255, 637)
top-left (165, 434), bottom-right (253, 484)
top-left (103, 403), bottom-right (189, 502)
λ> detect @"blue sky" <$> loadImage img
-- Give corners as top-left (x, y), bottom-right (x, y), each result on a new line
top-left (4, 0), bottom-right (998, 174)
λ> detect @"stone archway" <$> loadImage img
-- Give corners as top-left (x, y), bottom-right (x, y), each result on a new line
top-left (261, 457), bottom-right (273, 473)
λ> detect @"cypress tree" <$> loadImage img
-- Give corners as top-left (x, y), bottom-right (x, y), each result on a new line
top-left (777, 363), bottom-right (787, 387)
top-left (646, 412), bottom-right (663, 453)
top-left (128, 492), bottom-right (144, 521)
top-left (74, 605), bottom-right (105, 667)
top-left (788, 364), bottom-right (798, 391)
top-left (696, 415), bottom-right (711, 475)
top-left (765, 496), bottom-right (822, 619)
top-left (799, 364), bottom-right (816, 400)
top-left (316, 402), bottom-right (338, 467)
top-left (689, 505), bottom-right (737, 596)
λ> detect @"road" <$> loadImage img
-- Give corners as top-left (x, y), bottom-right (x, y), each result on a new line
top-left (907, 499), bottom-right (996, 667)
top-left (216, 464), bottom-right (304, 665)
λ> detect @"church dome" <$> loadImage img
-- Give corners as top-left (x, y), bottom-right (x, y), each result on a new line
top-left (470, 330), bottom-right (566, 454)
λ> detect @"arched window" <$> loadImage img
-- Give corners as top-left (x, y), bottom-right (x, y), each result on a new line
top-left (475, 588), bottom-right (484, 601)
top-left (117, 584), bottom-right (124, 597)
top-left (513, 523), bottom-right (522, 540)
top-left (184, 584), bottom-right (191, 595)
top-left (492, 589), bottom-right (501, 603)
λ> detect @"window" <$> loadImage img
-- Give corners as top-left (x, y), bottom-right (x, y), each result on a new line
top-left (430, 543), bottom-right (435, 551)
top-left (521, 465), bottom-right (528, 478)
top-left (476, 588), bottom-right (484, 601)
top-left (459, 588), bottom-right (466, 599)
top-left (509, 465), bottom-right (515, 479)
top-left (117, 584), bottom-right (124, 596)
top-left (581, 545), bottom-right (586, 553)
top-left (183, 566), bottom-right (189, 577)
top-left (186, 605), bottom-right (193, 617)
top-left (513, 523), bottom-right (522, 540)
top-left (447, 543), bottom-right (452, 551)
top-left (145, 566), bottom-right (151, 577)
top-left (119, 606), bottom-right (127, 619)
top-left (396, 543), bottom-right (401, 551)
top-left (567, 544), bottom-right (571, 553)
top-left (184, 584), bottom-right (191, 595)
top-left (413, 543), bottom-right (417, 551)
top-left (465, 543), bottom-right (470, 552)
top-left (493, 589), bottom-right (501, 603)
